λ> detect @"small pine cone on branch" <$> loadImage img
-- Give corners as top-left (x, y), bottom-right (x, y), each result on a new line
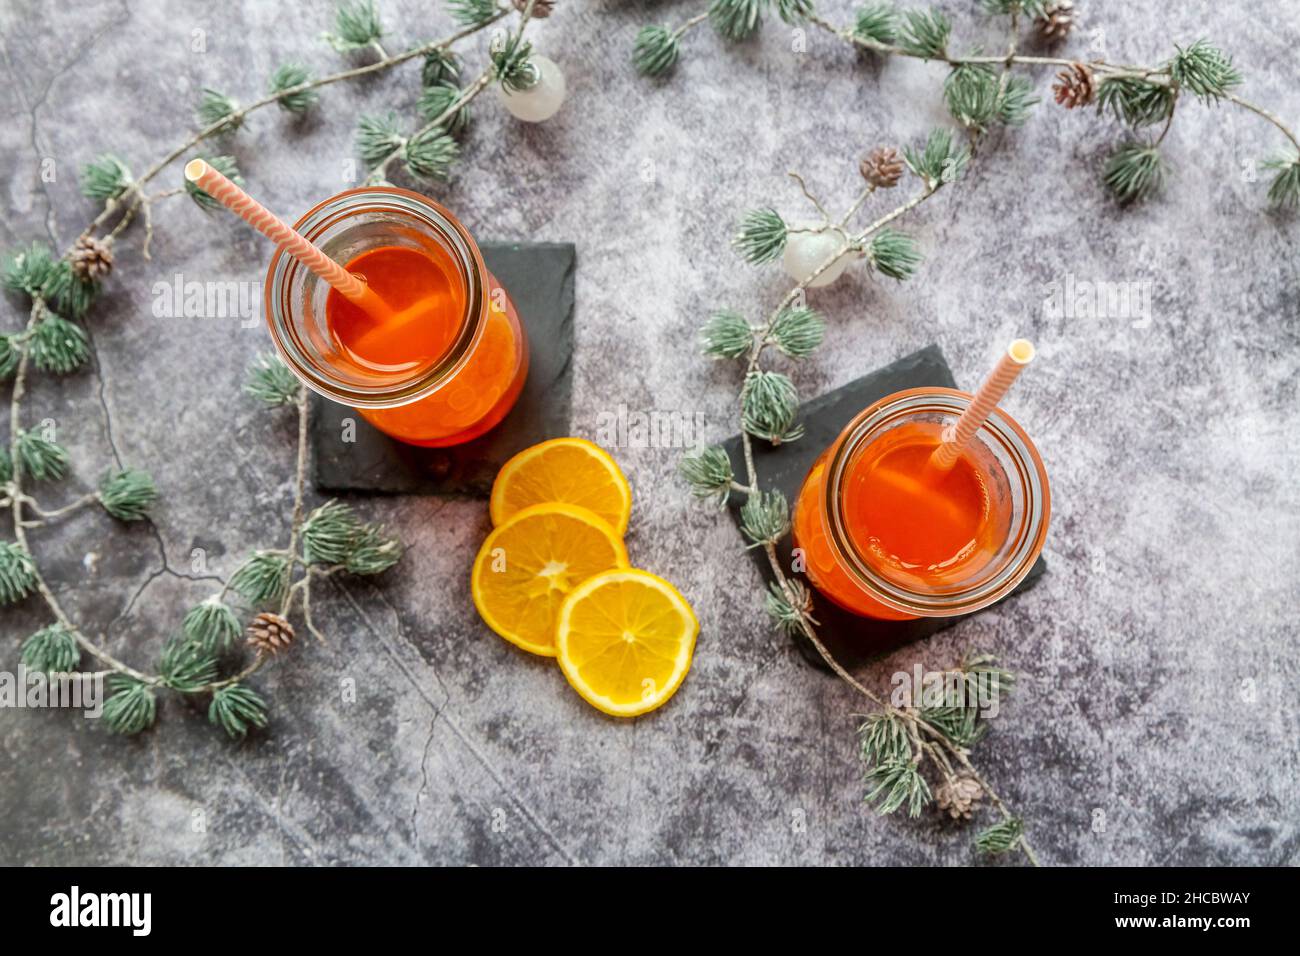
top-left (246, 612), bottom-right (296, 655)
top-left (1036, 1), bottom-right (1076, 44)
top-left (860, 147), bottom-right (904, 188)
top-left (935, 776), bottom-right (983, 820)
top-left (513, 0), bottom-right (554, 17)
top-left (71, 235), bottom-right (114, 281)
top-left (1052, 62), bottom-right (1095, 108)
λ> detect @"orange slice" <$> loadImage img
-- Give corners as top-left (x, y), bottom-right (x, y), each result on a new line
top-left (471, 503), bottom-right (628, 657)
top-left (490, 437), bottom-right (632, 536)
top-left (554, 569), bottom-right (699, 717)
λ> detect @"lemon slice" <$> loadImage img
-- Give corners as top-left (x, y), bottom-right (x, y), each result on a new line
top-left (490, 437), bottom-right (632, 536)
top-left (471, 503), bottom-right (628, 657)
top-left (555, 569), bottom-right (699, 717)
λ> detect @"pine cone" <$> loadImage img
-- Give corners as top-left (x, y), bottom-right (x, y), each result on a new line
top-left (246, 612), bottom-right (296, 655)
top-left (71, 235), bottom-right (113, 281)
top-left (1052, 62), bottom-right (1095, 108)
top-left (860, 147), bottom-right (904, 188)
top-left (935, 776), bottom-right (983, 820)
top-left (513, 0), bottom-right (555, 17)
top-left (1036, 1), bottom-right (1075, 44)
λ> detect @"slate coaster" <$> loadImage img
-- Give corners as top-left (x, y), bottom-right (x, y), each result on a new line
top-left (722, 344), bottom-right (1047, 673)
top-left (311, 242), bottom-right (575, 495)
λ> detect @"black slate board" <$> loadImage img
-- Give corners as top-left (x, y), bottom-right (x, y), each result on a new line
top-left (311, 241), bottom-right (575, 496)
top-left (722, 344), bottom-right (1046, 673)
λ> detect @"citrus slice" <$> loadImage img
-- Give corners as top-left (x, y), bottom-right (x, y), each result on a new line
top-left (490, 438), bottom-right (632, 536)
top-left (555, 569), bottom-right (699, 717)
top-left (471, 503), bottom-right (628, 657)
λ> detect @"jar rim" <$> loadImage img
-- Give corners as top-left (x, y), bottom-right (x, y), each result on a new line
top-left (264, 186), bottom-right (487, 409)
top-left (822, 386), bottom-right (1050, 617)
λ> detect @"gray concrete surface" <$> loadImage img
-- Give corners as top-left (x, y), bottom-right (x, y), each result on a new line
top-left (1, 0), bottom-right (1297, 866)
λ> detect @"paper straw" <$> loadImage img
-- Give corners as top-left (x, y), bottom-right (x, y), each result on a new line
top-left (929, 339), bottom-right (1035, 471)
top-left (183, 159), bottom-right (388, 316)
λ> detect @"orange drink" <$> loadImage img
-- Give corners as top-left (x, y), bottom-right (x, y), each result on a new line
top-left (792, 387), bottom-right (1049, 620)
top-left (265, 187), bottom-right (527, 447)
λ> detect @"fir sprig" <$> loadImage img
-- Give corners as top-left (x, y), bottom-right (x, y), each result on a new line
top-left (418, 81), bottom-right (471, 135)
top-left (0, 542), bottom-right (38, 604)
top-left (209, 684), bottom-right (269, 739)
top-left (196, 88), bottom-right (242, 132)
top-left (244, 353), bottom-right (300, 406)
top-left (102, 675), bottom-right (157, 735)
top-left (904, 127), bottom-right (969, 188)
top-left (775, 0), bottom-right (812, 24)
top-left (864, 760), bottom-right (932, 817)
top-left (346, 525), bottom-right (403, 575)
top-left (1103, 143), bottom-right (1166, 203)
top-left (303, 500), bottom-right (362, 564)
top-left (854, 3), bottom-right (898, 45)
top-left (709, 0), bottom-right (765, 42)
top-left (701, 309), bottom-right (754, 359)
top-left (867, 228), bottom-right (922, 280)
top-left (633, 26), bottom-right (681, 77)
top-left (269, 63), bottom-right (320, 114)
top-left (323, 0), bottom-right (386, 52)
top-left (678, 445), bottom-right (735, 504)
top-left (732, 208), bottom-right (788, 264)
top-left (404, 127), bottom-right (460, 181)
top-left (1097, 76), bottom-right (1177, 128)
top-left (897, 8), bottom-right (950, 61)
top-left (230, 552), bottom-right (292, 605)
top-left (15, 430), bottom-right (69, 482)
top-left (0, 335), bottom-right (19, 381)
top-left (764, 578), bottom-right (813, 635)
top-left (422, 48), bottom-right (461, 87)
top-left (158, 636), bottom-right (219, 692)
top-left (98, 469), bottom-right (158, 521)
top-left (767, 307), bottom-right (825, 358)
top-left (741, 369), bottom-right (803, 444)
top-left (1168, 39), bottom-right (1241, 104)
top-left (446, 0), bottom-right (498, 29)
top-left (20, 623), bottom-right (81, 673)
top-left (739, 489), bottom-right (790, 547)
top-left (183, 596), bottom-right (242, 652)
top-left (492, 34), bottom-right (537, 94)
top-left (30, 314), bottom-right (89, 374)
top-left (1263, 152), bottom-right (1300, 208)
top-left (974, 817), bottom-right (1025, 854)
top-left (3, 242), bottom-right (65, 298)
top-left (356, 112), bottom-right (407, 169)
top-left (80, 154), bottom-right (133, 201)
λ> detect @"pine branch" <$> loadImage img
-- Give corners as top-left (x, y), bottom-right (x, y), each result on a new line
top-left (269, 63), bottom-right (320, 113)
top-left (183, 596), bottom-right (242, 653)
top-left (209, 683), bottom-right (269, 739)
top-left (323, 0), bottom-right (386, 52)
top-left (244, 353), bottom-right (300, 406)
top-left (98, 469), bottom-right (158, 521)
top-left (679, 445), bottom-right (736, 505)
top-left (20, 623), bottom-right (81, 673)
top-left (700, 309), bottom-right (754, 359)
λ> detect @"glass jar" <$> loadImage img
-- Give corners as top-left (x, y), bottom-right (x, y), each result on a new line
top-left (791, 387), bottom-right (1050, 620)
top-left (264, 187), bottom-right (528, 447)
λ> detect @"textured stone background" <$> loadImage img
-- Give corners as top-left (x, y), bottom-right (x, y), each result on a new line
top-left (2, 0), bottom-right (1297, 866)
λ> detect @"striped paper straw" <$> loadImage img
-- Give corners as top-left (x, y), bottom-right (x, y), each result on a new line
top-left (930, 339), bottom-right (1036, 471)
top-left (183, 159), bottom-right (387, 315)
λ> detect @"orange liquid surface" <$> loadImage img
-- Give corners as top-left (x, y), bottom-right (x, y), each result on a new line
top-left (326, 244), bottom-right (464, 374)
top-left (843, 422), bottom-right (995, 583)
top-left (792, 421), bottom-right (1006, 620)
top-left (324, 244), bottom-right (527, 447)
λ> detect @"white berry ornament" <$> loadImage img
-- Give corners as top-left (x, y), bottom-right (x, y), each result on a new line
top-left (498, 54), bottom-right (566, 123)
top-left (782, 228), bottom-right (854, 288)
